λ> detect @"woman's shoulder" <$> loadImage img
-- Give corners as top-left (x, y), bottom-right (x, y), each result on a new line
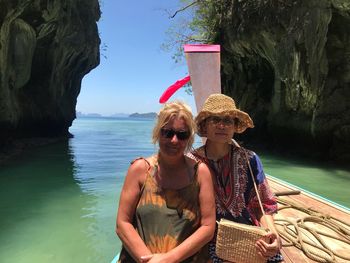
top-left (184, 154), bottom-right (210, 180)
top-left (184, 154), bottom-right (201, 169)
top-left (235, 145), bottom-right (258, 159)
top-left (127, 156), bottom-right (156, 187)
top-left (187, 146), bottom-right (206, 161)
top-left (129, 156), bottom-right (155, 173)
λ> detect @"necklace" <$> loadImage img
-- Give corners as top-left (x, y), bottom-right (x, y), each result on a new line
top-left (204, 143), bottom-right (233, 190)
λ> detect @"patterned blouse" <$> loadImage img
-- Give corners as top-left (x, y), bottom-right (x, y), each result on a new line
top-left (190, 144), bottom-right (277, 226)
top-left (189, 145), bottom-right (282, 263)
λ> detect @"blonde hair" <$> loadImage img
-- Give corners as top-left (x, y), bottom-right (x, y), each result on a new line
top-left (152, 101), bottom-right (196, 151)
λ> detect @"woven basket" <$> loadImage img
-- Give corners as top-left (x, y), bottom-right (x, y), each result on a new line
top-left (216, 219), bottom-right (269, 263)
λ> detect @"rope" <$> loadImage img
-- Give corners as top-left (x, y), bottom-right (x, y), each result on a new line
top-left (275, 197), bottom-right (350, 263)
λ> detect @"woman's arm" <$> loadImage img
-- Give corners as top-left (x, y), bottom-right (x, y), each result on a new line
top-left (116, 159), bottom-right (152, 263)
top-left (247, 153), bottom-right (281, 258)
top-left (247, 153), bottom-right (278, 223)
top-left (146, 162), bottom-right (216, 263)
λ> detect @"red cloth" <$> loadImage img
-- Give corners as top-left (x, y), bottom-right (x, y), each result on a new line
top-left (159, 75), bottom-right (190, 103)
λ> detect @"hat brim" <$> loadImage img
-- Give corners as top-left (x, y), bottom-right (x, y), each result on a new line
top-left (195, 109), bottom-right (254, 137)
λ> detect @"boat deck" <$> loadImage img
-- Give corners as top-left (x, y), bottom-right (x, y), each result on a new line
top-left (268, 176), bottom-right (350, 263)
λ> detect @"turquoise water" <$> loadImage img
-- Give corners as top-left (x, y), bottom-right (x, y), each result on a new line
top-left (261, 154), bottom-right (350, 209)
top-left (0, 117), bottom-right (349, 263)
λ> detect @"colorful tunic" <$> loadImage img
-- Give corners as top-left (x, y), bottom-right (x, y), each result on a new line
top-left (190, 145), bottom-right (283, 263)
top-left (118, 158), bottom-right (209, 263)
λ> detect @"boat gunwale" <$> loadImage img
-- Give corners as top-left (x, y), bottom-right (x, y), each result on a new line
top-left (267, 174), bottom-right (350, 215)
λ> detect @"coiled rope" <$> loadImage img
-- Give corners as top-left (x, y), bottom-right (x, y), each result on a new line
top-left (274, 196), bottom-right (350, 263)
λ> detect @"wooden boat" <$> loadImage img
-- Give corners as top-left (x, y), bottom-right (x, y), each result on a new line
top-left (185, 44), bottom-right (350, 262)
top-left (111, 178), bottom-right (350, 263)
top-left (111, 44), bottom-right (350, 263)
top-left (268, 176), bottom-right (350, 263)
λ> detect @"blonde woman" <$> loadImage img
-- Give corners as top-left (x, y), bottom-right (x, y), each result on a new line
top-left (116, 101), bottom-right (215, 263)
top-left (190, 94), bottom-right (283, 263)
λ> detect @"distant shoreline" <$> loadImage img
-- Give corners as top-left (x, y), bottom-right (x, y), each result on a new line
top-left (76, 112), bottom-right (157, 119)
top-left (128, 112), bottom-right (157, 118)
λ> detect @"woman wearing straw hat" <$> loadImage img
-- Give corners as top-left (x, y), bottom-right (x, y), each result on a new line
top-left (190, 94), bottom-right (283, 263)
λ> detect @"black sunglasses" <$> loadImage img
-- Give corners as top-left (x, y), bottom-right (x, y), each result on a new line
top-left (160, 128), bottom-right (190, 140)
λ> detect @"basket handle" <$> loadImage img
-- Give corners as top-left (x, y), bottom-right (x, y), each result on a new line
top-left (242, 149), bottom-right (267, 223)
top-left (232, 139), bottom-right (270, 231)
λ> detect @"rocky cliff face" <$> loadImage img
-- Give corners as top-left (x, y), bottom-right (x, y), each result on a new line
top-left (197, 0), bottom-right (350, 162)
top-left (0, 0), bottom-right (100, 143)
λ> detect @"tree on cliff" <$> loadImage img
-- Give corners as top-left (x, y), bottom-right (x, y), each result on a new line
top-left (167, 0), bottom-right (350, 163)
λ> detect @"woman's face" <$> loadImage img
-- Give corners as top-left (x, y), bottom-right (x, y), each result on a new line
top-left (158, 117), bottom-right (190, 158)
top-left (205, 115), bottom-right (235, 144)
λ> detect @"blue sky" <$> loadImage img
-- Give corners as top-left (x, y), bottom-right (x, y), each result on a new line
top-left (77, 1), bottom-right (197, 116)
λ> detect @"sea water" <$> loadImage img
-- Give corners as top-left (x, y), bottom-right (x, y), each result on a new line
top-left (0, 117), bottom-right (349, 263)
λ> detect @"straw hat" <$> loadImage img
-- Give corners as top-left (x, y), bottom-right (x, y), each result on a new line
top-left (195, 93), bottom-right (254, 136)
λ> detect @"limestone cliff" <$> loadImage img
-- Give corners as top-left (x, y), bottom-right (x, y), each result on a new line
top-left (0, 0), bottom-right (100, 143)
top-left (194, 0), bottom-right (350, 162)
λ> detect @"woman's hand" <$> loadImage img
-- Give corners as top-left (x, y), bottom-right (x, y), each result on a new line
top-left (140, 254), bottom-right (153, 262)
top-left (140, 253), bottom-right (172, 263)
top-left (255, 232), bottom-right (281, 259)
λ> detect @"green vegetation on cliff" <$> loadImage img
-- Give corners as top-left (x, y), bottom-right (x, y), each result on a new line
top-left (171, 0), bottom-right (350, 162)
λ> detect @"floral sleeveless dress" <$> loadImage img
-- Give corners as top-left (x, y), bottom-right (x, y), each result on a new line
top-left (118, 158), bottom-right (210, 263)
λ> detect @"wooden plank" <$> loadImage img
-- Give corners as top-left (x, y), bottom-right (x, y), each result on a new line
top-left (267, 176), bottom-right (350, 263)
top-left (281, 247), bottom-right (315, 263)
